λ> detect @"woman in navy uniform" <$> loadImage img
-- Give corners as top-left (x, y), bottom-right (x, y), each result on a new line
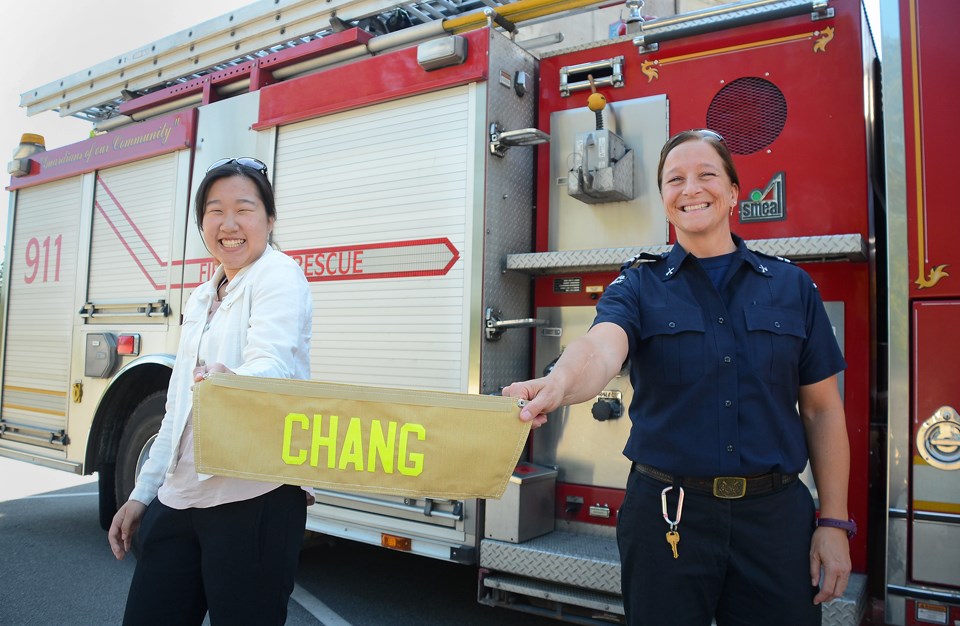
top-left (504, 130), bottom-right (853, 625)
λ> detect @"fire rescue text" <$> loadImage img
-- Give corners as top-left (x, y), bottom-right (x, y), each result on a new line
top-left (281, 413), bottom-right (425, 476)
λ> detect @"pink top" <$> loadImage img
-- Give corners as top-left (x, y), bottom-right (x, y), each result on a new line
top-left (157, 297), bottom-right (279, 509)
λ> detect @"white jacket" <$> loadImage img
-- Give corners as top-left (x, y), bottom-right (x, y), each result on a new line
top-left (129, 245), bottom-right (312, 505)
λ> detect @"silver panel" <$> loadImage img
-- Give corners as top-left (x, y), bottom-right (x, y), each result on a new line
top-left (533, 306), bottom-right (632, 489)
top-left (480, 531), bottom-right (621, 594)
top-left (911, 520), bottom-right (960, 587)
top-left (479, 30), bottom-right (540, 395)
top-left (483, 573), bottom-right (624, 615)
top-left (822, 573), bottom-right (868, 626)
top-left (886, 516), bottom-right (909, 626)
top-left (548, 95), bottom-right (668, 252)
top-left (880, 0), bottom-right (911, 616)
top-left (507, 234), bottom-right (866, 274)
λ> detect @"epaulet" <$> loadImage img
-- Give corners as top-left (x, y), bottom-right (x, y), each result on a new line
top-left (752, 249), bottom-right (793, 264)
top-left (620, 251), bottom-right (666, 271)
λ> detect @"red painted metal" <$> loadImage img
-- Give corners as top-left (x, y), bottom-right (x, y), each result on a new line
top-left (255, 28), bottom-right (490, 129)
top-left (803, 261), bottom-right (871, 573)
top-left (536, 0), bottom-right (871, 252)
top-left (119, 61), bottom-right (256, 115)
top-left (258, 27), bottom-right (373, 74)
top-left (904, 599), bottom-right (960, 626)
top-left (555, 482), bottom-right (624, 527)
top-left (6, 110), bottom-right (196, 191)
top-left (118, 29), bottom-right (373, 116)
top-left (901, 0), bottom-right (959, 298)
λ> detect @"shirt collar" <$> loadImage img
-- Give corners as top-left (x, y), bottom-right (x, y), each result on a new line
top-left (660, 234), bottom-right (773, 281)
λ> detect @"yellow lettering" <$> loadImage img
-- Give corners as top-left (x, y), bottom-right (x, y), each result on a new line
top-left (310, 414), bottom-right (339, 468)
top-left (398, 423), bottom-right (425, 476)
top-left (367, 419), bottom-right (396, 474)
top-left (281, 413), bottom-right (309, 465)
top-left (338, 417), bottom-right (365, 471)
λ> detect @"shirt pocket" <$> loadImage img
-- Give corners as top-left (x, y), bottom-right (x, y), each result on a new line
top-left (743, 305), bottom-right (807, 385)
top-left (639, 306), bottom-right (706, 385)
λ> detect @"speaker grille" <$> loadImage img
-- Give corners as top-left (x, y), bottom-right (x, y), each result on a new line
top-left (706, 77), bottom-right (787, 155)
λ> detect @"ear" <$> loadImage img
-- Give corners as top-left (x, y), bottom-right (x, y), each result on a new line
top-left (729, 183), bottom-right (740, 210)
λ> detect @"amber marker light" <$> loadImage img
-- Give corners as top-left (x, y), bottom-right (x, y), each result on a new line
top-left (381, 533), bottom-right (412, 551)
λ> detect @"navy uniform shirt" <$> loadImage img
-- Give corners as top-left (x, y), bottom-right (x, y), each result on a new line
top-left (593, 234), bottom-right (846, 477)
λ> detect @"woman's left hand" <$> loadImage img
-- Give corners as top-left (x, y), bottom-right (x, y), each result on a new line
top-left (810, 526), bottom-right (852, 604)
top-left (193, 362), bottom-right (235, 383)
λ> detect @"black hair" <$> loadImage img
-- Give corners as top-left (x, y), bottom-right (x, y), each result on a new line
top-left (194, 162), bottom-right (277, 244)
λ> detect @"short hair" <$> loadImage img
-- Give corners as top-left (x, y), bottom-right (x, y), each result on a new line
top-left (194, 161), bottom-right (277, 243)
top-left (657, 129), bottom-right (740, 192)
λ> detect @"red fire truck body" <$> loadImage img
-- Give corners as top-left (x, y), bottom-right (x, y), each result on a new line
top-left (2, 0), bottom-right (957, 623)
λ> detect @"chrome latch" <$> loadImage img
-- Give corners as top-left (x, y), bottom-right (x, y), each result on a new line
top-left (484, 308), bottom-right (549, 341)
top-left (489, 122), bottom-right (550, 157)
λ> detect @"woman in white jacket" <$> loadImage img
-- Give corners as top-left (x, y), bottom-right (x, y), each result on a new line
top-left (108, 157), bottom-right (313, 625)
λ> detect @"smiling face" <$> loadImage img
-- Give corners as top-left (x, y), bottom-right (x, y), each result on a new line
top-left (659, 139), bottom-right (739, 252)
top-left (201, 175), bottom-right (274, 280)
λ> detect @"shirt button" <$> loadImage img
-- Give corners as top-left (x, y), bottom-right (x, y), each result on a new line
top-left (724, 400), bottom-right (732, 407)
top-left (774, 321), bottom-right (781, 328)
top-left (668, 321), bottom-right (676, 328)
top-left (723, 356), bottom-right (732, 363)
top-left (726, 445), bottom-right (734, 452)
top-left (718, 317), bottom-right (725, 324)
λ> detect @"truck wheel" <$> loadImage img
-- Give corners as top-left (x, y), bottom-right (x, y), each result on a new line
top-left (115, 390), bottom-right (166, 508)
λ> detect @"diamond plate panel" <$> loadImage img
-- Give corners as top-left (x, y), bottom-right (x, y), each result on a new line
top-left (822, 573), bottom-right (868, 626)
top-left (480, 531), bottom-right (621, 594)
top-left (506, 234), bottom-right (865, 275)
top-left (479, 30), bottom-right (540, 394)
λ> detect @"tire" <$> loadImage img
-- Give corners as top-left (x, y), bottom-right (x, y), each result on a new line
top-left (98, 462), bottom-right (117, 531)
top-left (115, 390), bottom-right (166, 508)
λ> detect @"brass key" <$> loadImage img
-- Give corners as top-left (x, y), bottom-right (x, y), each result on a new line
top-left (666, 530), bottom-right (680, 558)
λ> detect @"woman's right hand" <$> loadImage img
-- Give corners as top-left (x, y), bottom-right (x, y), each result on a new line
top-left (108, 500), bottom-right (147, 560)
top-left (502, 378), bottom-right (558, 429)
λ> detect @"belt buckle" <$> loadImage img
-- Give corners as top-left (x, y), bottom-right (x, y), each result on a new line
top-left (713, 476), bottom-right (747, 499)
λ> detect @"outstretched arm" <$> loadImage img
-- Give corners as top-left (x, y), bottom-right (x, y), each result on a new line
top-left (502, 322), bottom-right (628, 427)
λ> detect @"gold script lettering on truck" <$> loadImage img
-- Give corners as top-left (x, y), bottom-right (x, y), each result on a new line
top-left (3, 0), bottom-right (957, 623)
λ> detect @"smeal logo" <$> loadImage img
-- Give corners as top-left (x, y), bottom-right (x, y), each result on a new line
top-left (739, 172), bottom-right (786, 223)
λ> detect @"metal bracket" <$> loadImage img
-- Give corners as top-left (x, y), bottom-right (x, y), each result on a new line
top-left (484, 307), bottom-right (549, 341)
top-left (559, 57), bottom-right (625, 97)
top-left (489, 123), bottom-right (550, 157)
top-left (79, 299), bottom-right (171, 318)
top-left (811, 6), bottom-right (835, 21)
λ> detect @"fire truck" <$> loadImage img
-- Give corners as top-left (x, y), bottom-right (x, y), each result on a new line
top-left (3, 0), bottom-right (957, 623)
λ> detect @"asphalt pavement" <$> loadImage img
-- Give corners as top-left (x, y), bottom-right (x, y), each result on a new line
top-left (0, 457), bottom-right (319, 626)
top-left (0, 457), bottom-right (559, 626)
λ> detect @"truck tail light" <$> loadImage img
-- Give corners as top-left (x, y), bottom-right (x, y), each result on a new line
top-left (117, 334), bottom-right (140, 356)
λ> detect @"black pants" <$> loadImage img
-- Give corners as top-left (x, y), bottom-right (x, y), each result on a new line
top-left (617, 470), bottom-right (820, 626)
top-left (122, 485), bottom-right (306, 626)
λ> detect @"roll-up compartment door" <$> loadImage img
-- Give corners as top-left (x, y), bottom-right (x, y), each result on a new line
top-left (273, 85), bottom-right (478, 393)
top-left (1, 176), bottom-right (83, 450)
top-left (88, 153), bottom-right (178, 312)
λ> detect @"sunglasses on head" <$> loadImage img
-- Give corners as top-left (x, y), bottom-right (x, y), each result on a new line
top-left (206, 157), bottom-right (269, 176)
top-left (692, 129), bottom-right (725, 143)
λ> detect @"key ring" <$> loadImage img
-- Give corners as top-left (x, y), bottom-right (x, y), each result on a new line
top-left (661, 485), bottom-right (685, 530)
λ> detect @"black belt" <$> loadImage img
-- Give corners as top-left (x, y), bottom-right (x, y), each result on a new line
top-left (633, 463), bottom-right (798, 499)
